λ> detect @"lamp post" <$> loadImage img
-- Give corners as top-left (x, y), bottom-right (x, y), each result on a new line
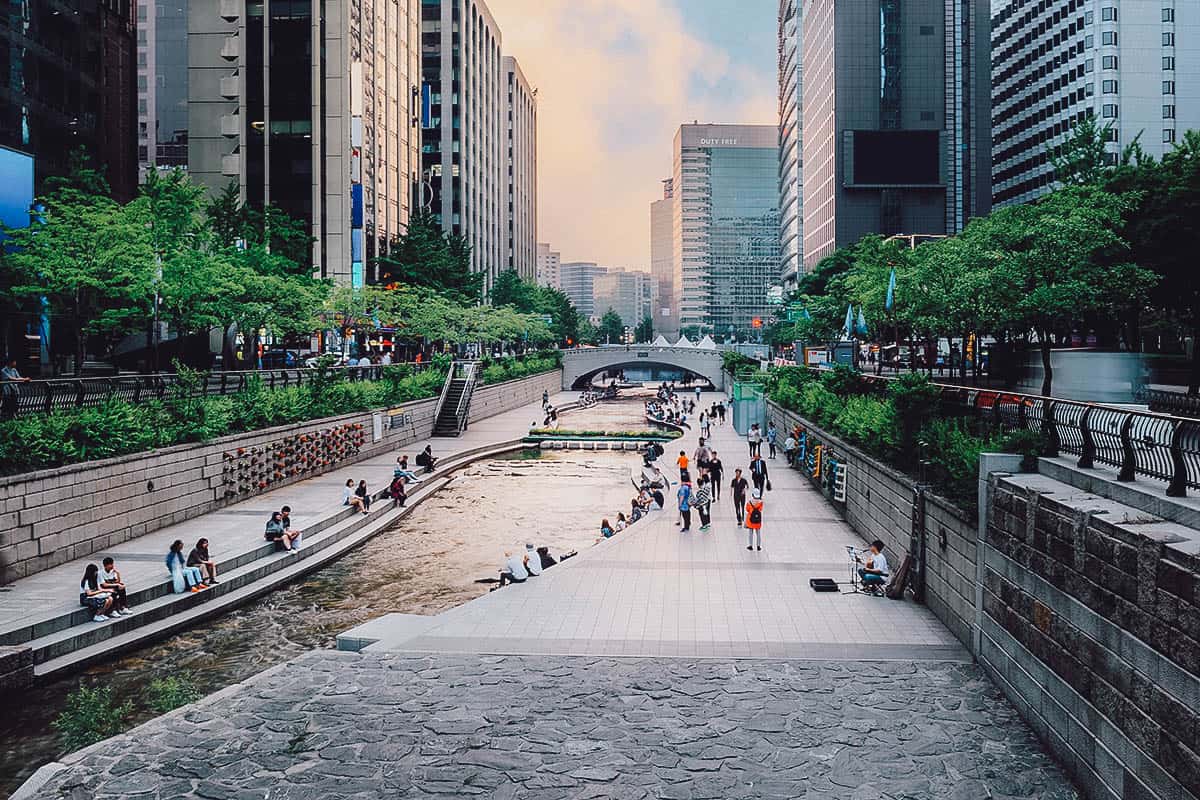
top-left (152, 253), bottom-right (162, 373)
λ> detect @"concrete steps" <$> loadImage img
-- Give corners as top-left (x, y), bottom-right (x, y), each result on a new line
top-left (11, 439), bottom-right (527, 680)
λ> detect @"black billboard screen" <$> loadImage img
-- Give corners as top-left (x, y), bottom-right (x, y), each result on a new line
top-left (851, 130), bottom-right (941, 186)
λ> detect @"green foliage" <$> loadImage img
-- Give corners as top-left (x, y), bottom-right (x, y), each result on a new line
top-left (1000, 428), bottom-right (1054, 473)
top-left (145, 674), bottom-right (202, 715)
top-left (598, 309), bottom-right (625, 344)
top-left (821, 364), bottom-right (873, 398)
top-left (478, 352), bottom-right (560, 385)
top-left (832, 396), bottom-right (898, 457)
top-left (721, 351), bottom-right (758, 374)
top-left (52, 685), bottom-right (133, 753)
top-left (375, 209), bottom-right (484, 304)
top-left (634, 315), bottom-right (654, 343)
top-left (887, 372), bottom-right (942, 454)
top-left (919, 419), bottom-right (1008, 510)
top-left (797, 382), bottom-right (845, 430)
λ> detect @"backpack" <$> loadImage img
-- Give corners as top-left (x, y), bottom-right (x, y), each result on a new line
top-left (748, 503), bottom-right (762, 525)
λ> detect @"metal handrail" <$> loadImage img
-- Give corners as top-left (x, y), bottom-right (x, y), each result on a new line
top-left (432, 361), bottom-right (457, 427)
top-left (1, 363), bottom-right (437, 419)
top-left (452, 362), bottom-right (478, 434)
top-left (838, 371), bottom-right (1200, 498)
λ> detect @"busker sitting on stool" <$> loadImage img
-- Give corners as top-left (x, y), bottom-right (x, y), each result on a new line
top-left (859, 540), bottom-right (890, 594)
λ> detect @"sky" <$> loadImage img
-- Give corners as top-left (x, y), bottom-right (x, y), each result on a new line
top-left (487, 0), bottom-right (777, 271)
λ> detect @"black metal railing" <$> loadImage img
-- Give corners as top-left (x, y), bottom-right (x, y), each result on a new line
top-left (1134, 387), bottom-right (1200, 419)
top-left (1, 363), bottom-right (437, 419)
top-left (925, 382), bottom-right (1200, 497)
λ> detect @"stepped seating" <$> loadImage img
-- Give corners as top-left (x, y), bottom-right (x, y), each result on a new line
top-left (0, 439), bottom-right (523, 679)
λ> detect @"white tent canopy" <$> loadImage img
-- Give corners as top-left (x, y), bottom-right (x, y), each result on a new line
top-left (651, 335), bottom-right (671, 347)
top-left (674, 335), bottom-right (694, 348)
top-left (695, 335), bottom-right (717, 350)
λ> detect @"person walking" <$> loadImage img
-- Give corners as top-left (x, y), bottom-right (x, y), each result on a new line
top-left (717, 402), bottom-right (726, 425)
top-left (748, 423), bottom-right (762, 457)
top-left (766, 423), bottom-right (778, 459)
top-left (695, 384), bottom-right (702, 403)
top-left (730, 468), bottom-right (749, 527)
top-left (745, 489), bottom-right (765, 551)
top-left (677, 480), bottom-right (693, 533)
top-left (693, 476), bottom-right (713, 532)
top-left (749, 452), bottom-right (770, 495)
top-left (708, 452), bottom-right (724, 501)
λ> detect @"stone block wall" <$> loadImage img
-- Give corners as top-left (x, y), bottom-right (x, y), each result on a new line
top-left (468, 369), bottom-right (562, 424)
top-left (982, 477), bottom-right (1200, 800)
top-left (765, 400), bottom-right (979, 648)
top-left (0, 369), bottom-right (562, 584)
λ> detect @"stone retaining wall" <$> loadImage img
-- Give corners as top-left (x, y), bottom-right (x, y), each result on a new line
top-left (764, 400), bottom-right (978, 648)
top-left (982, 477), bottom-right (1200, 800)
top-left (0, 370), bottom-right (560, 584)
top-left (468, 369), bottom-right (562, 424)
top-left (765, 398), bottom-right (1200, 800)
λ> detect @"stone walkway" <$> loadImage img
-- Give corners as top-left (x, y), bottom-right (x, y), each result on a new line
top-left (359, 394), bottom-right (962, 660)
top-left (29, 650), bottom-right (1079, 800)
top-left (0, 391), bottom-right (575, 635)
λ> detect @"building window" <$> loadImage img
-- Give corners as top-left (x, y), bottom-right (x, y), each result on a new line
top-left (1084, 10), bottom-right (1094, 24)
top-left (1164, 128), bottom-right (1176, 143)
top-left (1164, 56), bottom-right (1176, 70)
top-left (1102, 7), bottom-right (1118, 21)
top-left (1163, 8), bottom-right (1175, 22)
top-left (1085, 34), bottom-right (1094, 48)
top-left (1164, 81), bottom-right (1176, 94)
top-left (1101, 31), bottom-right (1118, 46)
top-left (1102, 104), bottom-right (1118, 118)
top-left (1163, 32), bottom-right (1175, 46)
top-left (1102, 56), bottom-right (1119, 69)
top-left (1103, 79), bottom-right (1118, 94)
top-left (1104, 127), bottom-right (1120, 143)
top-left (919, 25), bottom-right (934, 35)
top-left (1163, 105), bottom-right (1176, 119)
top-left (1085, 58), bottom-right (1095, 73)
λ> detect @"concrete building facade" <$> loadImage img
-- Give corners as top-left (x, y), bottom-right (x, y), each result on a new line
top-left (421, 0), bottom-right (506, 295)
top-left (188, 0), bottom-right (422, 285)
top-left (138, 0), bottom-right (189, 180)
top-left (592, 269), bottom-right (652, 330)
top-left (799, 0), bottom-right (991, 270)
top-left (649, 178), bottom-right (677, 340)
top-left (504, 56), bottom-right (537, 281)
top-left (559, 261), bottom-right (606, 320)
top-left (536, 242), bottom-right (561, 289)
top-left (671, 124), bottom-right (781, 340)
top-left (992, 0), bottom-right (1200, 206)
top-left (778, 0), bottom-right (803, 288)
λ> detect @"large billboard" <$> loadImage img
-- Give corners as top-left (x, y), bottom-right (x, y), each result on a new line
top-left (0, 145), bottom-right (33, 231)
top-left (846, 130), bottom-right (942, 187)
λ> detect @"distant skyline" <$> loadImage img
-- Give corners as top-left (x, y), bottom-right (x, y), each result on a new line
top-left (489, 0), bottom-right (776, 270)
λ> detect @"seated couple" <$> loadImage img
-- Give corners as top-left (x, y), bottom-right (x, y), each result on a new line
top-left (79, 558), bottom-right (134, 622)
top-left (166, 538), bottom-right (218, 593)
top-left (265, 506), bottom-right (304, 552)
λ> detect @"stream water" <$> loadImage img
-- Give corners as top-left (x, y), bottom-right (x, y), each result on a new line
top-left (0, 400), bottom-right (650, 797)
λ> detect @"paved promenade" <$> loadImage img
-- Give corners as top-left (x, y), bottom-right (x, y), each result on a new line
top-left (18, 392), bottom-right (1079, 799)
top-left (0, 392), bottom-right (574, 636)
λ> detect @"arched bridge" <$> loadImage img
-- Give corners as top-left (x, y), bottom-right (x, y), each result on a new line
top-left (561, 346), bottom-right (727, 390)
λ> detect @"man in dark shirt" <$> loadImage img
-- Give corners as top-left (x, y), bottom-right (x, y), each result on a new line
top-left (730, 468), bottom-right (750, 527)
top-left (708, 452), bottom-right (724, 501)
top-left (749, 453), bottom-right (769, 494)
top-left (187, 538), bottom-right (218, 584)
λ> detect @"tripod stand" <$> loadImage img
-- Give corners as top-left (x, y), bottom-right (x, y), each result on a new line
top-left (842, 546), bottom-right (867, 595)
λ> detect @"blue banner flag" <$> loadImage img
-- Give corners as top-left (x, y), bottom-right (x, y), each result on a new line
top-left (856, 308), bottom-right (868, 337)
top-left (842, 304), bottom-right (855, 338)
top-left (885, 268), bottom-right (896, 311)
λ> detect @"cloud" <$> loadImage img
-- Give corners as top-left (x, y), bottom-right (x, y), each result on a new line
top-left (488, 0), bottom-right (776, 270)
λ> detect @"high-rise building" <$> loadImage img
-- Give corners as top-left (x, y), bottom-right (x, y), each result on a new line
top-left (798, 0), bottom-right (991, 270)
top-left (188, 0), bottom-right (422, 284)
top-left (536, 242), bottom-right (561, 289)
top-left (778, 0), bottom-right (803, 288)
top-left (559, 261), bottom-right (607, 320)
top-left (421, 0), bottom-right (506, 295)
top-left (992, 1), bottom-right (1200, 207)
top-left (138, 0), bottom-right (189, 180)
top-left (593, 269), bottom-right (652, 330)
top-left (0, 0), bottom-right (138, 200)
top-left (504, 56), bottom-right (537, 281)
top-left (671, 124), bottom-right (781, 339)
top-left (649, 178), bottom-right (677, 340)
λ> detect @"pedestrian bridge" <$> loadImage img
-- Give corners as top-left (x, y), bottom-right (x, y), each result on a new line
top-left (560, 345), bottom-right (726, 390)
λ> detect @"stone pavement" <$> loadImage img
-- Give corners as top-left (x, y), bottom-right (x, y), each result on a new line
top-left (359, 392), bottom-right (963, 660)
top-left (27, 650), bottom-right (1079, 800)
top-left (0, 392), bottom-right (575, 636)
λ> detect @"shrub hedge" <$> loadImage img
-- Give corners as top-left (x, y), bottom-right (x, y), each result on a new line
top-left (764, 365), bottom-right (1045, 513)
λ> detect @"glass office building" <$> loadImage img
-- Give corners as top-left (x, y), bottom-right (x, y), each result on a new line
top-left (671, 124), bottom-right (781, 340)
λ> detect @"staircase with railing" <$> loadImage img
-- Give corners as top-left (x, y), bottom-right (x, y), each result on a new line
top-left (433, 362), bottom-right (479, 437)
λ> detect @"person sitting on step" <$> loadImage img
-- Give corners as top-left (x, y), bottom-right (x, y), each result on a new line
top-left (858, 540), bottom-right (890, 596)
top-left (167, 539), bottom-right (207, 592)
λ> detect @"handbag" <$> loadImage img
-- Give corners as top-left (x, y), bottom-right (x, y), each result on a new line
top-left (766, 480), bottom-right (772, 491)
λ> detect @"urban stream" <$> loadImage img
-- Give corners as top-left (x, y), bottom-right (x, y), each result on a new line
top-left (0, 398), bottom-right (654, 796)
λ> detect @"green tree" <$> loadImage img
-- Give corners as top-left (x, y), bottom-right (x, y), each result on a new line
top-left (376, 210), bottom-right (483, 303)
top-left (634, 315), bottom-right (654, 343)
top-left (490, 268), bottom-right (538, 310)
top-left (577, 318), bottom-right (600, 346)
top-left (3, 156), bottom-right (154, 374)
top-left (598, 308), bottom-right (624, 343)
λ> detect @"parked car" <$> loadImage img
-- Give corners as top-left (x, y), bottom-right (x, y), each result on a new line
top-left (260, 349), bottom-right (299, 369)
top-left (304, 353), bottom-right (352, 369)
